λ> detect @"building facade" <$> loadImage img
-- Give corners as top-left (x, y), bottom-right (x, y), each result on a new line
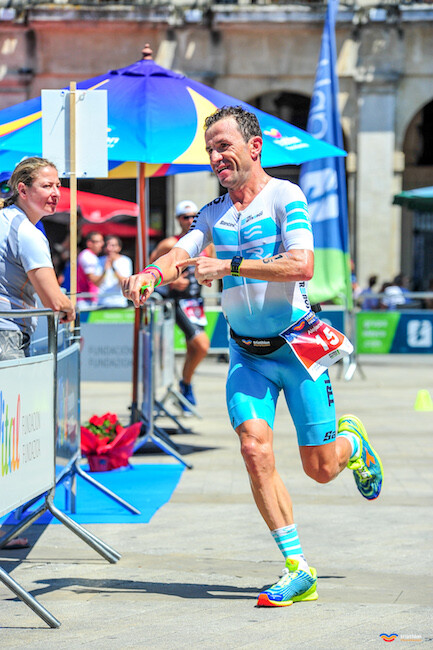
top-left (0, 0), bottom-right (432, 288)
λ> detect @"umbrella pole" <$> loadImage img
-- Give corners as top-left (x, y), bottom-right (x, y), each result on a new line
top-left (69, 81), bottom-right (78, 311)
top-left (131, 162), bottom-right (147, 422)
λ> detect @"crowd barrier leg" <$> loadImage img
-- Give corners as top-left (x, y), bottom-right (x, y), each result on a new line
top-left (45, 492), bottom-right (120, 563)
top-left (0, 503), bottom-right (49, 548)
top-left (160, 385), bottom-right (203, 420)
top-left (133, 409), bottom-right (193, 469)
top-left (0, 567), bottom-right (61, 629)
top-left (74, 460), bottom-right (141, 515)
top-left (154, 397), bottom-right (194, 434)
top-left (340, 351), bottom-right (367, 381)
top-left (134, 301), bottom-right (193, 469)
top-left (335, 309), bottom-right (366, 382)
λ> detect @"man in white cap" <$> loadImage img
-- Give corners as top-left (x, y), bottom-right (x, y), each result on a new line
top-left (149, 199), bottom-right (213, 413)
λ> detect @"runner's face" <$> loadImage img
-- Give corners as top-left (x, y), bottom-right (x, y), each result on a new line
top-left (205, 117), bottom-right (256, 190)
top-left (18, 166), bottom-right (60, 221)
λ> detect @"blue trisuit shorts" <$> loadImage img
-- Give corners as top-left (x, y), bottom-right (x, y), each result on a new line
top-left (226, 339), bottom-right (336, 447)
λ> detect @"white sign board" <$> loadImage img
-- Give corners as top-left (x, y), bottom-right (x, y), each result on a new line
top-left (42, 88), bottom-right (108, 178)
top-left (0, 355), bottom-right (55, 517)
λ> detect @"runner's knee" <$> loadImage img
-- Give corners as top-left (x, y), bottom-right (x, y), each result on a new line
top-left (188, 332), bottom-right (209, 357)
top-left (302, 456), bottom-right (339, 484)
top-left (240, 434), bottom-right (274, 477)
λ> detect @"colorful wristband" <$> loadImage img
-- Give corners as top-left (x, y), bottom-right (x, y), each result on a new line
top-left (140, 264), bottom-right (163, 288)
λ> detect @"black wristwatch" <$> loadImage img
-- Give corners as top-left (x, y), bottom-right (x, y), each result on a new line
top-left (230, 255), bottom-right (244, 277)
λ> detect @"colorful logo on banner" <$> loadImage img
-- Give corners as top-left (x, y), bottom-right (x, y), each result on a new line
top-left (0, 390), bottom-right (20, 475)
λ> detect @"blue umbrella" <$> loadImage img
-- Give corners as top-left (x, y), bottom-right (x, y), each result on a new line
top-left (0, 57), bottom-right (345, 173)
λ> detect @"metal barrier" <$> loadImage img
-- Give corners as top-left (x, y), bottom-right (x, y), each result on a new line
top-left (0, 309), bottom-right (122, 628)
top-left (133, 298), bottom-right (193, 469)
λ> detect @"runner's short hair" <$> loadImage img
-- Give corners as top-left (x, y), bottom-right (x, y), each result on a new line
top-left (204, 106), bottom-right (262, 143)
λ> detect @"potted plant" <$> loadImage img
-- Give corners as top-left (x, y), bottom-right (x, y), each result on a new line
top-left (80, 412), bottom-right (142, 472)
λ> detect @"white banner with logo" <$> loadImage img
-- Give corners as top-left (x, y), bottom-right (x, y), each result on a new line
top-left (0, 354), bottom-right (55, 517)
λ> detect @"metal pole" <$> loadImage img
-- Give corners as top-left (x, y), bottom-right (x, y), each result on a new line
top-left (45, 493), bottom-right (120, 563)
top-left (0, 568), bottom-right (60, 628)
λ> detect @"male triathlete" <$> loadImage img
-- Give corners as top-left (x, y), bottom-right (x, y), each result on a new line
top-left (122, 106), bottom-right (384, 607)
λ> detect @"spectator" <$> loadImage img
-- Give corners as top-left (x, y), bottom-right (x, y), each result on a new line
top-left (424, 277), bottom-right (433, 310)
top-left (149, 199), bottom-right (214, 414)
top-left (77, 231), bottom-right (104, 307)
top-left (97, 235), bottom-right (133, 308)
top-left (381, 273), bottom-right (409, 310)
top-left (0, 156), bottom-right (75, 360)
top-left (359, 274), bottom-right (379, 310)
top-left (350, 259), bottom-right (361, 300)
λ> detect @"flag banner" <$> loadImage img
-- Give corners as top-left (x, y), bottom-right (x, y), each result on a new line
top-left (300, 0), bottom-right (353, 308)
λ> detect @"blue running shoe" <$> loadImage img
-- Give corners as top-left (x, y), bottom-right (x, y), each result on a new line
top-left (257, 558), bottom-right (318, 607)
top-left (338, 414), bottom-right (384, 500)
top-left (179, 380), bottom-right (196, 414)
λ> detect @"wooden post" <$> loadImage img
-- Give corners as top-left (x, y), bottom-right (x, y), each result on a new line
top-left (131, 162), bottom-right (147, 420)
top-left (69, 82), bottom-right (78, 309)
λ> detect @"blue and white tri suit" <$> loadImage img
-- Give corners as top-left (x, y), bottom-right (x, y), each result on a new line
top-left (174, 178), bottom-right (336, 446)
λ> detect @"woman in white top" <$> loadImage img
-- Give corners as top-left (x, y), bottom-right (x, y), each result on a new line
top-left (0, 156), bottom-right (75, 360)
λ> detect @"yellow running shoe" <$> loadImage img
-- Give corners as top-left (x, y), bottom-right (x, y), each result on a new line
top-left (257, 558), bottom-right (318, 607)
top-left (339, 414), bottom-right (384, 500)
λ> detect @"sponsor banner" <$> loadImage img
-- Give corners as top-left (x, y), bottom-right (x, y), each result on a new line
top-left (80, 308), bottom-right (433, 382)
top-left (56, 343), bottom-right (80, 464)
top-left (0, 354), bottom-right (55, 517)
top-left (357, 311), bottom-right (433, 354)
top-left (80, 322), bottom-right (135, 382)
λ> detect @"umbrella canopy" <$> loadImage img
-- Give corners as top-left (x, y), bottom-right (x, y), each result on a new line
top-left (53, 186), bottom-right (160, 238)
top-left (0, 57), bottom-right (345, 173)
top-left (57, 186), bottom-right (139, 221)
top-left (393, 186), bottom-right (433, 212)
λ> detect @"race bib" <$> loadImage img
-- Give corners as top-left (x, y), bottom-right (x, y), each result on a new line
top-left (280, 310), bottom-right (353, 381)
top-left (179, 298), bottom-right (208, 327)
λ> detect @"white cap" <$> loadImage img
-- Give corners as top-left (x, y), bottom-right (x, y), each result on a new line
top-left (175, 199), bottom-right (198, 218)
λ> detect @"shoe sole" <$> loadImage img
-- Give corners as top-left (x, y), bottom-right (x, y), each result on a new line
top-left (257, 568), bottom-right (318, 607)
top-left (339, 414), bottom-right (384, 500)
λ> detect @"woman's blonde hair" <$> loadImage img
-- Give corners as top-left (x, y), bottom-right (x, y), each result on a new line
top-left (1, 156), bottom-right (57, 208)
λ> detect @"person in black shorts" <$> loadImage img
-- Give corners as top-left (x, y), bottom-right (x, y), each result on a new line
top-left (149, 200), bottom-right (213, 413)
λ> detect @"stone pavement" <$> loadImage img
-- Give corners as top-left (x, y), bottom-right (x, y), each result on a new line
top-left (1, 354), bottom-right (433, 648)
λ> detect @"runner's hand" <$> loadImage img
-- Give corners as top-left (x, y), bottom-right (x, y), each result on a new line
top-left (177, 257), bottom-right (230, 287)
top-left (122, 273), bottom-right (155, 308)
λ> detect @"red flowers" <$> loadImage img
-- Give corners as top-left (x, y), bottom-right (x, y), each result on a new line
top-left (83, 412), bottom-right (122, 442)
top-left (80, 413), bottom-right (142, 471)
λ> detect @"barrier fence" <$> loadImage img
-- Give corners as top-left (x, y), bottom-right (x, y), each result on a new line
top-left (132, 297), bottom-right (193, 469)
top-left (0, 309), bottom-right (124, 628)
top-left (78, 295), bottom-right (433, 383)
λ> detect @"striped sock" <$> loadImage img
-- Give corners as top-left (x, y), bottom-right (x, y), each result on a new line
top-left (271, 524), bottom-right (310, 575)
top-left (337, 430), bottom-right (360, 461)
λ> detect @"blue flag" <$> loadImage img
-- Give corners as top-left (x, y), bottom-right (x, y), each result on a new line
top-left (299, 0), bottom-right (352, 308)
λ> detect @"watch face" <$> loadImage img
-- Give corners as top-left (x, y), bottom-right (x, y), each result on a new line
top-left (231, 256), bottom-right (243, 276)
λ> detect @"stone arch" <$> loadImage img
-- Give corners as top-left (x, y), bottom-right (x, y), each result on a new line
top-left (400, 97), bottom-right (433, 289)
top-left (248, 89), bottom-right (354, 253)
top-left (248, 90), bottom-right (310, 183)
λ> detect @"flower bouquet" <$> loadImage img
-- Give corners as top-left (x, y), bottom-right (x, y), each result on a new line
top-left (80, 412), bottom-right (142, 472)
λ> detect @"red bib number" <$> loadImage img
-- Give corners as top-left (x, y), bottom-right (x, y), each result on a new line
top-left (280, 311), bottom-right (353, 380)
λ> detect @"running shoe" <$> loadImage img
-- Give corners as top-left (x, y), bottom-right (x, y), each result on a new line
top-left (179, 380), bottom-right (196, 414)
top-left (257, 558), bottom-right (318, 607)
top-left (338, 414), bottom-right (384, 500)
